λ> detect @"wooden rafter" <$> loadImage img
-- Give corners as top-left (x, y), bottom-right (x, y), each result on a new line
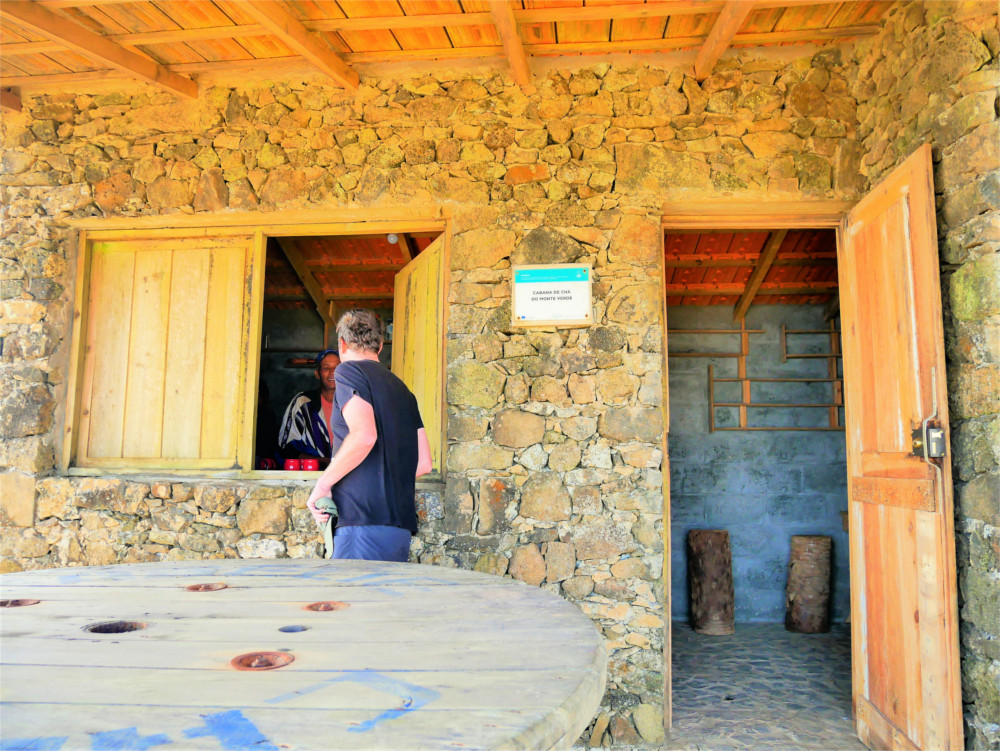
top-left (239, 1), bottom-right (359, 90)
top-left (733, 229), bottom-right (791, 319)
top-left (664, 280), bottom-right (836, 297)
top-left (328, 291), bottom-right (394, 300)
top-left (695, 1), bottom-right (756, 79)
top-left (0, 0), bottom-right (197, 99)
top-left (488, 0), bottom-right (535, 94)
top-left (302, 263), bottom-right (406, 273)
top-left (664, 256), bottom-right (835, 269)
top-left (1, 88), bottom-right (22, 112)
top-left (276, 239), bottom-right (335, 328)
top-left (397, 234), bottom-right (417, 263)
top-left (0, 27), bottom-right (882, 86)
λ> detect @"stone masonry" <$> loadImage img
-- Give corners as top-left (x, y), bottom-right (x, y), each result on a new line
top-left (852, 4), bottom-right (1000, 746)
top-left (1, 2), bottom-right (997, 745)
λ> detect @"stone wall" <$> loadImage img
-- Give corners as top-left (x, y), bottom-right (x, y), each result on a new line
top-left (667, 305), bottom-right (850, 624)
top-left (3, 476), bottom-right (444, 567)
top-left (0, 45), bottom-right (864, 744)
top-left (851, 3), bottom-right (1000, 747)
top-left (2, 9), bottom-right (992, 742)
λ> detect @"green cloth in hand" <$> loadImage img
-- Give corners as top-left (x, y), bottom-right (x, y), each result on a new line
top-left (313, 496), bottom-right (338, 559)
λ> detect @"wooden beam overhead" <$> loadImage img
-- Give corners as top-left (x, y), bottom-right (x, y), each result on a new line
top-left (300, 263), bottom-right (406, 273)
top-left (276, 239), bottom-right (335, 328)
top-left (663, 256), bottom-right (836, 269)
top-left (0, 0), bottom-right (197, 99)
top-left (663, 280), bottom-right (836, 297)
top-left (734, 228), bottom-right (790, 320)
top-left (488, 0), bottom-right (535, 94)
top-left (1, 88), bottom-right (22, 112)
top-left (328, 291), bottom-right (394, 300)
top-left (695, 1), bottom-right (756, 79)
top-left (396, 234), bottom-right (417, 263)
top-left (239, 1), bottom-right (359, 90)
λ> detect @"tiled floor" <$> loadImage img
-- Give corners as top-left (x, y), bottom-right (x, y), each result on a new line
top-left (667, 622), bottom-right (864, 751)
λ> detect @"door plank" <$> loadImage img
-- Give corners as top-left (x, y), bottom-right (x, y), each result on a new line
top-left (161, 248), bottom-right (210, 459)
top-left (80, 247), bottom-right (135, 461)
top-left (200, 245), bottom-right (247, 461)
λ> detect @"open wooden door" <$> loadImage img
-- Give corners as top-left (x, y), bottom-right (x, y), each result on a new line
top-left (391, 235), bottom-right (446, 472)
top-left (839, 144), bottom-right (962, 750)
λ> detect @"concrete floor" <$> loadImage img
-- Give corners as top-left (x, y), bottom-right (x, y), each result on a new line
top-left (666, 622), bottom-right (863, 751)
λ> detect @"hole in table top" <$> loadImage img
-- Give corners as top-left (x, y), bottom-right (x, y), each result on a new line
top-left (86, 620), bottom-right (147, 634)
top-left (279, 625), bottom-right (309, 633)
top-left (304, 601), bottom-right (349, 612)
top-left (0, 599), bottom-right (40, 607)
top-left (231, 652), bottom-right (295, 671)
top-left (186, 582), bottom-right (228, 592)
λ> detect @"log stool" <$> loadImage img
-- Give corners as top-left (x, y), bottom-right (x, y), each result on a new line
top-left (785, 535), bottom-right (832, 633)
top-left (688, 529), bottom-right (735, 635)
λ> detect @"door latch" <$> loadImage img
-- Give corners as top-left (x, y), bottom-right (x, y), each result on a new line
top-left (911, 425), bottom-right (946, 459)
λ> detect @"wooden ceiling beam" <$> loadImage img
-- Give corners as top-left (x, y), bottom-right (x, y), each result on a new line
top-left (396, 234), bottom-right (417, 263)
top-left (735, 228), bottom-right (789, 320)
top-left (0, 0), bottom-right (197, 99)
top-left (0, 26), bottom-right (882, 90)
top-left (328, 291), bottom-right (394, 300)
top-left (664, 256), bottom-right (836, 269)
top-left (489, 0), bottom-right (536, 94)
top-left (239, 1), bottom-right (359, 90)
top-left (695, 1), bottom-right (756, 79)
top-left (276, 238), bottom-right (335, 328)
top-left (1, 88), bottom-right (22, 112)
top-left (300, 263), bottom-right (406, 273)
top-left (664, 280), bottom-right (837, 297)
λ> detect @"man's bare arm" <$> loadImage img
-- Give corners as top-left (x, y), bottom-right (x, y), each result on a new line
top-left (306, 395), bottom-right (377, 520)
top-left (415, 427), bottom-right (432, 478)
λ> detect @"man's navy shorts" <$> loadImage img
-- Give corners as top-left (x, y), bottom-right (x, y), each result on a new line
top-left (331, 525), bottom-right (411, 562)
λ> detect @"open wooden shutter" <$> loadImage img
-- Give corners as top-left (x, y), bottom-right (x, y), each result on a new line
top-left (839, 144), bottom-right (962, 750)
top-left (77, 234), bottom-right (255, 469)
top-left (391, 235), bottom-right (446, 472)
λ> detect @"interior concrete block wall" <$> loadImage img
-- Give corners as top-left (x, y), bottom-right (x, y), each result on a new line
top-left (667, 305), bottom-right (850, 623)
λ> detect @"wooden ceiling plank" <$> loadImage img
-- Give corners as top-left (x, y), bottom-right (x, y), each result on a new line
top-left (276, 238), bottom-right (335, 328)
top-left (488, 0), bottom-right (534, 93)
top-left (694, 0), bottom-right (755, 79)
top-left (664, 281), bottom-right (837, 296)
top-left (0, 0), bottom-right (197, 98)
top-left (239, 1), bottom-right (359, 89)
top-left (306, 263), bottom-right (406, 272)
top-left (1, 88), bottom-right (23, 111)
top-left (733, 229), bottom-right (789, 321)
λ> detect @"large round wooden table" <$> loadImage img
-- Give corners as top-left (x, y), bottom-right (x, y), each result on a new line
top-left (1, 559), bottom-right (606, 750)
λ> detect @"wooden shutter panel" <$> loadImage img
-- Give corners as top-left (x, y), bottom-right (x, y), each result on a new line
top-left (391, 235), bottom-right (446, 471)
top-left (77, 235), bottom-right (254, 469)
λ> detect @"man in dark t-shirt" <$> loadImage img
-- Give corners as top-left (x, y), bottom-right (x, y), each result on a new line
top-left (306, 309), bottom-right (432, 562)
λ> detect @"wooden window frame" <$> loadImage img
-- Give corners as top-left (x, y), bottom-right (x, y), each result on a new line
top-left (62, 208), bottom-right (449, 480)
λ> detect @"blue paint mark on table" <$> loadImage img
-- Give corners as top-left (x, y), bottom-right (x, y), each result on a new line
top-left (90, 728), bottom-right (170, 750)
top-left (265, 670), bottom-right (440, 732)
top-left (183, 710), bottom-right (278, 751)
top-left (0, 738), bottom-right (68, 751)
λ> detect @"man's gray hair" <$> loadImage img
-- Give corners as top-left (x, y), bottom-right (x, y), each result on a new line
top-left (337, 309), bottom-right (384, 353)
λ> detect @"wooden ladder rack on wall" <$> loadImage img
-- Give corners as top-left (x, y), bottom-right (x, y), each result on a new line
top-left (667, 321), bottom-right (846, 432)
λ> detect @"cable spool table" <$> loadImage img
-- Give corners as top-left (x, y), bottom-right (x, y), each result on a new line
top-left (1, 559), bottom-right (606, 750)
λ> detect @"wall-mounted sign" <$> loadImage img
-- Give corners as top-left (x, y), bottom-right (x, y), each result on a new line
top-left (511, 264), bottom-right (592, 328)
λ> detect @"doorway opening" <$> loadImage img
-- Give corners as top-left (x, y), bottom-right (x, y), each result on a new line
top-left (664, 227), bottom-right (857, 749)
top-left (255, 230), bottom-right (444, 474)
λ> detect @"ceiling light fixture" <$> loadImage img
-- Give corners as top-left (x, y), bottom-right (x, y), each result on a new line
top-left (386, 233), bottom-right (399, 244)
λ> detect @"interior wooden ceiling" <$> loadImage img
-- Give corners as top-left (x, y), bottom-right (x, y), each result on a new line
top-left (265, 232), bottom-right (438, 312)
top-left (0, 0), bottom-right (893, 108)
top-left (664, 228), bottom-right (838, 309)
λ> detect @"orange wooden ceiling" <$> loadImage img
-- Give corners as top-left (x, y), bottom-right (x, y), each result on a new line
top-left (664, 228), bottom-right (837, 306)
top-left (0, 0), bottom-right (894, 93)
top-left (265, 233), bottom-right (437, 311)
